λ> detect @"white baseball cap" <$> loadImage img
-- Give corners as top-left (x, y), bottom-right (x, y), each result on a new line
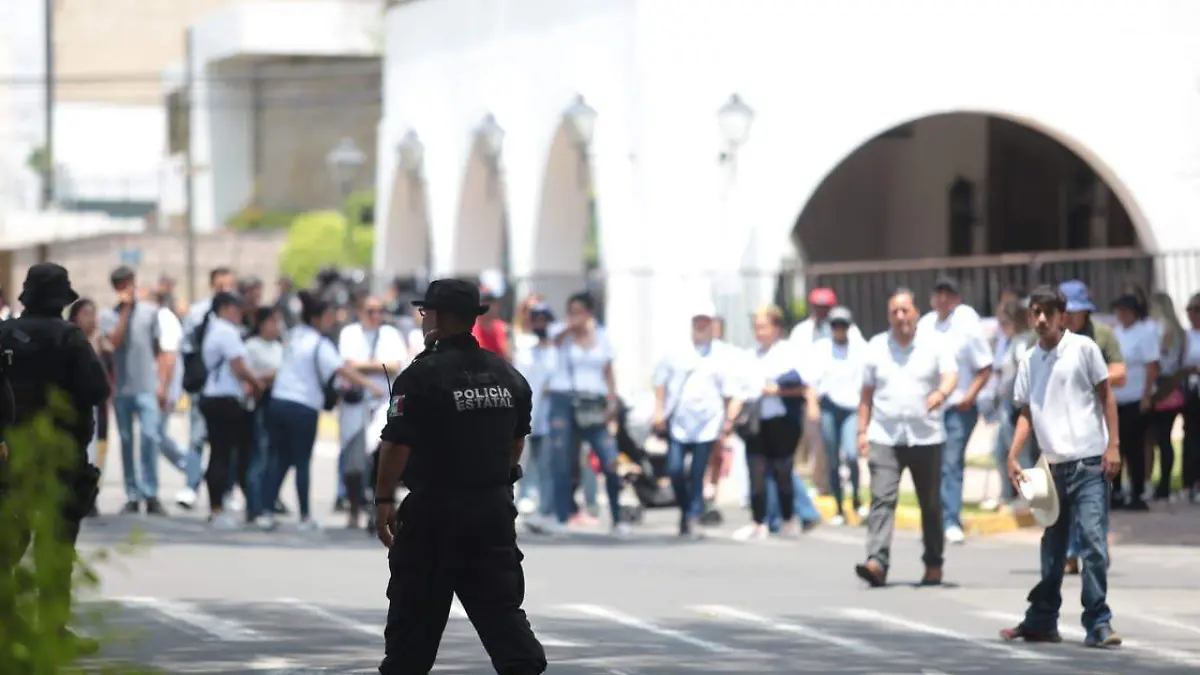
top-left (691, 300), bottom-right (718, 319)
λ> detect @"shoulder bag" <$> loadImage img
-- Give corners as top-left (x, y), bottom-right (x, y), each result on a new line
top-left (563, 336), bottom-right (608, 429)
top-left (311, 336), bottom-right (339, 412)
top-left (341, 326), bottom-right (382, 405)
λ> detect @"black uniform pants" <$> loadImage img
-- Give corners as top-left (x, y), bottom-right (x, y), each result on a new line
top-left (199, 396), bottom-right (253, 512)
top-left (380, 489), bottom-right (546, 675)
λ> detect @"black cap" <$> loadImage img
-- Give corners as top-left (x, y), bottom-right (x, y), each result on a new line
top-left (19, 262), bottom-right (80, 309)
top-left (1111, 294), bottom-right (1141, 311)
top-left (411, 278), bottom-right (489, 317)
top-left (933, 275), bottom-right (960, 295)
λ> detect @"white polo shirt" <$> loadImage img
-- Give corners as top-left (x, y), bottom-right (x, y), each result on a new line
top-left (862, 330), bottom-right (957, 447)
top-left (271, 324), bottom-right (345, 411)
top-left (805, 336), bottom-right (867, 411)
top-left (654, 339), bottom-right (740, 444)
top-left (1013, 331), bottom-right (1109, 463)
top-left (1112, 320), bottom-right (1159, 404)
top-left (201, 316), bottom-right (248, 400)
top-left (916, 304), bottom-right (992, 406)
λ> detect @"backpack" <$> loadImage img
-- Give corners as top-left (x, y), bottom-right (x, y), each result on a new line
top-left (181, 312), bottom-right (214, 394)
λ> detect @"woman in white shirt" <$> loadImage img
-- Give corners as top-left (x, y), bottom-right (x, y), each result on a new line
top-left (244, 307), bottom-right (285, 528)
top-left (336, 295), bottom-right (407, 530)
top-left (545, 293), bottom-right (629, 536)
top-left (1110, 293), bottom-right (1159, 511)
top-left (1147, 292), bottom-right (1187, 501)
top-left (199, 293), bottom-right (265, 529)
top-left (266, 291), bottom-right (382, 530)
top-left (736, 305), bottom-right (808, 540)
top-left (1181, 293), bottom-right (1200, 503)
top-left (513, 302), bottom-right (558, 525)
top-left (804, 307), bottom-right (866, 526)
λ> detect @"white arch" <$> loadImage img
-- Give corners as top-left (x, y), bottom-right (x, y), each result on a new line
top-left (527, 122), bottom-right (592, 311)
top-left (451, 139), bottom-right (507, 276)
top-left (776, 107), bottom-right (1156, 255)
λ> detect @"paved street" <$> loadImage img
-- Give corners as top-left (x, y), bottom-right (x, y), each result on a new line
top-left (76, 416), bottom-right (1200, 674)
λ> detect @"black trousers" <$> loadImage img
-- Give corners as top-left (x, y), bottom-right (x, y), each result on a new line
top-left (743, 416), bottom-right (802, 524)
top-left (1184, 392), bottom-right (1200, 490)
top-left (1115, 402), bottom-right (1148, 501)
top-left (381, 489), bottom-right (546, 675)
top-left (199, 397), bottom-right (253, 512)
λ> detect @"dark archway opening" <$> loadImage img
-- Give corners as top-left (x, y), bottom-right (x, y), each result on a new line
top-left (784, 113), bottom-right (1150, 335)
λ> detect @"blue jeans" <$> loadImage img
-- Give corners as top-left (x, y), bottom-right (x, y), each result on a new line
top-left (245, 404), bottom-right (271, 520)
top-left (547, 393), bottom-right (622, 524)
top-left (1022, 456), bottom-right (1113, 633)
top-left (157, 406), bottom-right (202, 489)
top-left (667, 439), bottom-right (714, 521)
top-left (516, 436), bottom-right (555, 517)
top-left (265, 399), bottom-right (319, 519)
top-left (941, 405), bottom-right (979, 530)
top-left (114, 392), bottom-right (163, 502)
top-left (819, 398), bottom-right (860, 513)
top-left (993, 399), bottom-right (1034, 503)
top-left (766, 473), bottom-right (822, 530)
top-left (187, 403), bottom-right (207, 486)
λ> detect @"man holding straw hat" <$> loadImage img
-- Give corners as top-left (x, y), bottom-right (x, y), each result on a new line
top-left (1000, 285), bottom-right (1123, 649)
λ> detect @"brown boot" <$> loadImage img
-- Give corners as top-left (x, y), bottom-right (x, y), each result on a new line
top-left (920, 566), bottom-right (943, 586)
top-left (854, 559), bottom-right (887, 588)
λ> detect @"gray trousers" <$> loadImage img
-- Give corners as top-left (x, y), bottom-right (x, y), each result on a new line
top-left (865, 442), bottom-right (944, 571)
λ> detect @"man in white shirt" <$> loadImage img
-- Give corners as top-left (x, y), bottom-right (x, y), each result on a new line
top-left (653, 301), bottom-right (744, 538)
top-left (177, 266), bottom-right (237, 511)
top-left (337, 295), bottom-right (408, 528)
top-left (917, 276), bottom-right (992, 545)
top-left (150, 298), bottom-right (204, 509)
top-left (1001, 285), bottom-right (1122, 649)
top-left (789, 287), bottom-right (864, 348)
top-left (855, 288), bottom-right (957, 588)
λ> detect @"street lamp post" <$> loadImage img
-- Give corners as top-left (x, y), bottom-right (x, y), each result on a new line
top-left (476, 113), bottom-right (505, 199)
top-left (398, 130), bottom-right (425, 211)
top-left (326, 136), bottom-right (366, 262)
top-left (715, 93), bottom-right (756, 347)
top-left (563, 94), bottom-right (597, 188)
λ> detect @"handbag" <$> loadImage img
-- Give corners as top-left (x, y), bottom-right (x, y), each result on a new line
top-left (1154, 340), bottom-right (1187, 413)
top-left (341, 327), bottom-right (382, 405)
top-left (311, 337), bottom-right (339, 412)
top-left (563, 336), bottom-right (608, 429)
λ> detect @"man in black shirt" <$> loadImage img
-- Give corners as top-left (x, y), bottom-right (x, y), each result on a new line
top-left (374, 278), bottom-right (546, 675)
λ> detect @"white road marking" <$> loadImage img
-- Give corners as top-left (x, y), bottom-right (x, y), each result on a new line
top-left (563, 604), bottom-right (739, 654)
top-left (841, 608), bottom-right (1056, 661)
top-left (979, 610), bottom-right (1200, 668)
top-left (248, 656), bottom-right (300, 671)
top-left (450, 596), bottom-right (468, 619)
top-left (119, 596), bottom-right (265, 642)
top-left (277, 598), bottom-right (380, 637)
top-left (451, 596), bottom-right (586, 648)
top-left (1123, 610), bottom-right (1200, 637)
top-left (691, 605), bottom-right (886, 657)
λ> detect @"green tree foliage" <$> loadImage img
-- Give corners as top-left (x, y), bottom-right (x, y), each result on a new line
top-left (0, 392), bottom-right (154, 674)
top-left (227, 206), bottom-right (297, 231)
top-left (343, 190), bottom-right (375, 229)
top-left (278, 210), bottom-right (374, 287)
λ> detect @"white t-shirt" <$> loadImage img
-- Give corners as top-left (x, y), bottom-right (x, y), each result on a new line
top-left (245, 337), bottom-right (284, 377)
top-left (752, 339), bottom-right (804, 420)
top-left (1112, 320), bottom-right (1159, 404)
top-left (805, 336), bottom-right (867, 411)
top-left (1184, 328), bottom-right (1200, 393)
top-left (654, 340), bottom-right (740, 443)
top-left (1013, 331), bottom-right (1109, 463)
top-left (916, 304), bottom-right (992, 406)
top-left (546, 332), bottom-right (614, 396)
top-left (337, 322), bottom-right (408, 400)
top-left (271, 324), bottom-right (345, 411)
top-left (157, 306), bottom-right (184, 404)
top-left (201, 316), bottom-right (248, 400)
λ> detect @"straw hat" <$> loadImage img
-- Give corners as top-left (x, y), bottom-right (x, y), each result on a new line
top-left (1019, 455), bottom-right (1060, 528)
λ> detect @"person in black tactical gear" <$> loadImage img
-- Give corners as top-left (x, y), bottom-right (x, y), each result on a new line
top-left (0, 263), bottom-right (110, 651)
top-left (374, 278), bottom-right (546, 675)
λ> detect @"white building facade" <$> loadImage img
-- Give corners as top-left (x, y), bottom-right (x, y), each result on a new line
top-left (375, 0), bottom-right (1200, 395)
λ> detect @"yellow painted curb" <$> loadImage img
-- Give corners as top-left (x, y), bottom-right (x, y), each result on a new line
top-left (180, 395), bottom-right (340, 440)
top-left (812, 495), bottom-right (1032, 535)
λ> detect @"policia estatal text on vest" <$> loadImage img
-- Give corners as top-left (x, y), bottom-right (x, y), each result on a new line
top-left (373, 278), bottom-right (546, 675)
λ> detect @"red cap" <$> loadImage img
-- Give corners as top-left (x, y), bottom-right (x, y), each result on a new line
top-left (808, 287), bottom-right (837, 307)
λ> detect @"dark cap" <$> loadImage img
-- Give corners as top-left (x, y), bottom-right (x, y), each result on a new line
top-left (530, 302), bottom-right (554, 321)
top-left (19, 262), bottom-right (80, 309)
top-left (411, 278), bottom-right (489, 317)
top-left (933, 275), bottom-right (960, 295)
top-left (1111, 294), bottom-right (1142, 311)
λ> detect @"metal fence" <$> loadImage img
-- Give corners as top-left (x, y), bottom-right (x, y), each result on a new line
top-left (374, 247), bottom-right (1200, 349)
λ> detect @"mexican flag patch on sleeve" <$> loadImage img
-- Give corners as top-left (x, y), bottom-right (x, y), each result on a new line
top-left (388, 395), bottom-right (404, 418)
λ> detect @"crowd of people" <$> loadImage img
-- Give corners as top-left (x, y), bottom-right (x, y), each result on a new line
top-left (38, 263), bottom-right (1200, 545)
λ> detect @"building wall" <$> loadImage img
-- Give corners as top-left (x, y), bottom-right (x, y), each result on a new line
top-left (377, 0), bottom-right (1200, 393)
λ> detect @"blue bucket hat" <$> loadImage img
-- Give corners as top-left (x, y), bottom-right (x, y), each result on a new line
top-left (1058, 280), bottom-right (1095, 313)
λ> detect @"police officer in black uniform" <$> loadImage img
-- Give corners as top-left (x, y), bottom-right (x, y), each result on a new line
top-left (374, 278), bottom-right (546, 675)
top-left (0, 263), bottom-right (110, 650)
